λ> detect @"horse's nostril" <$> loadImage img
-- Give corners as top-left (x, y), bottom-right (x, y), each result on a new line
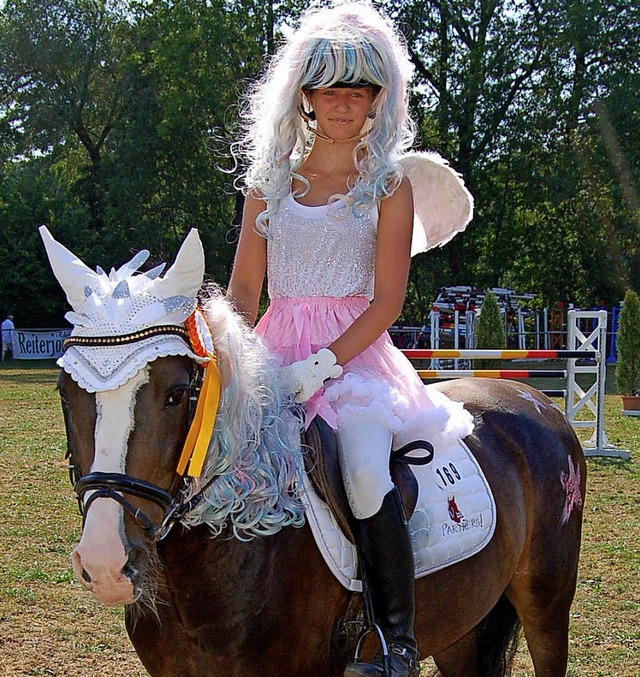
top-left (81, 568), bottom-right (92, 583)
top-left (122, 561), bottom-right (137, 580)
top-left (122, 547), bottom-right (146, 581)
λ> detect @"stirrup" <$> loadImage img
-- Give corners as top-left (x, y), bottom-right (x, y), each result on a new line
top-left (347, 634), bottom-right (419, 677)
top-left (353, 622), bottom-right (392, 675)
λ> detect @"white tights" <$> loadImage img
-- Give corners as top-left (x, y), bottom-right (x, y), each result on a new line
top-left (337, 418), bottom-right (395, 520)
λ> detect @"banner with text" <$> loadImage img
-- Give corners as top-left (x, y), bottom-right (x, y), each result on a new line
top-left (12, 329), bottom-right (72, 360)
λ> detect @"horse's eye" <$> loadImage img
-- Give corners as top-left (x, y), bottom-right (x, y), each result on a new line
top-left (165, 387), bottom-right (189, 407)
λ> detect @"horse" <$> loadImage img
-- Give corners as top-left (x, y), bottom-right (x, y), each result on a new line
top-left (43, 227), bottom-right (586, 677)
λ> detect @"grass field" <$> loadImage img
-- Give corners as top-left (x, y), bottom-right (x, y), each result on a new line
top-left (0, 361), bottom-right (638, 676)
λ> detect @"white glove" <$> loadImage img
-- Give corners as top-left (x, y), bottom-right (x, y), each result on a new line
top-left (281, 348), bottom-right (343, 403)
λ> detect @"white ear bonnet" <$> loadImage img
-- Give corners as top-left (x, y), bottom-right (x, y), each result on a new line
top-left (40, 227), bottom-right (209, 392)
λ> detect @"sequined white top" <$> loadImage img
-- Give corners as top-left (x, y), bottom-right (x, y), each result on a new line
top-left (266, 194), bottom-right (379, 300)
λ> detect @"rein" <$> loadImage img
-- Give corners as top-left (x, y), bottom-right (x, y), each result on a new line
top-left (64, 318), bottom-right (220, 541)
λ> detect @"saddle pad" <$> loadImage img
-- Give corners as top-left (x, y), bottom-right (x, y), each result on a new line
top-left (300, 438), bottom-right (496, 592)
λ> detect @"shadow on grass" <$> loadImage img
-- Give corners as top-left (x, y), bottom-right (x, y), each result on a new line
top-left (0, 360), bottom-right (59, 385)
top-left (587, 456), bottom-right (638, 474)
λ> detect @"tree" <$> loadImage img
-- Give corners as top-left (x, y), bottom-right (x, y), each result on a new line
top-left (474, 291), bottom-right (505, 369)
top-left (616, 289), bottom-right (640, 396)
top-left (0, 0), bottom-right (311, 327)
top-left (385, 0), bottom-right (640, 310)
top-left (384, 0), bottom-right (551, 281)
top-left (0, 156), bottom-right (89, 326)
top-left (0, 0), bottom-right (132, 229)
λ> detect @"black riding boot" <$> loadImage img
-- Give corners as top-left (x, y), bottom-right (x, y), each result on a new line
top-left (344, 487), bottom-right (420, 677)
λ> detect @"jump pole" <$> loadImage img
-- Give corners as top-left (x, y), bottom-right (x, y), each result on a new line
top-left (402, 310), bottom-right (630, 460)
top-left (403, 349), bottom-right (595, 360)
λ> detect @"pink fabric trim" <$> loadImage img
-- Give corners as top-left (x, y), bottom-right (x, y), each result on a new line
top-left (255, 296), bottom-right (474, 439)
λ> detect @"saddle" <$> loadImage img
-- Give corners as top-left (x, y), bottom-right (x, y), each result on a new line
top-left (301, 417), bottom-right (434, 543)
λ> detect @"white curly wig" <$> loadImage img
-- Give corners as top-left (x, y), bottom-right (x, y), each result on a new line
top-left (236, 1), bottom-right (416, 231)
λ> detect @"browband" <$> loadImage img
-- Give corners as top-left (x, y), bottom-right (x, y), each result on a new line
top-left (63, 325), bottom-right (190, 349)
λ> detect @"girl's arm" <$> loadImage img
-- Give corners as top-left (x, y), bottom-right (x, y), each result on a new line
top-left (328, 177), bottom-right (414, 365)
top-left (226, 193), bottom-right (267, 326)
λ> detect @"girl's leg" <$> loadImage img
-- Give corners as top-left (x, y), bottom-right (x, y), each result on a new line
top-left (338, 420), bottom-right (394, 520)
top-left (338, 420), bottom-right (420, 677)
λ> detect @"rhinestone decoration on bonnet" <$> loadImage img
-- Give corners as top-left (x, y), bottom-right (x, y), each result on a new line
top-left (39, 226), bottom-right (210, 393)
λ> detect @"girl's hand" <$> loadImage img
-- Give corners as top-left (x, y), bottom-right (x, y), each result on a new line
top-left (281, 349), bottom-right (343, 403)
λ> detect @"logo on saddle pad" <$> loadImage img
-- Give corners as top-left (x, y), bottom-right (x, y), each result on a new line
top-left (441, 494), bottom-right (484, 538)
top-left (447, 496), bottom-right (464, 523)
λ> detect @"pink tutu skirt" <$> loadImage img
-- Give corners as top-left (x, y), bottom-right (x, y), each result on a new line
top-left (255, 296), bottom-right (474, 448)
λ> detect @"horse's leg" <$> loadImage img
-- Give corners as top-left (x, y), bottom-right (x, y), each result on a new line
top-left (506, 500), bottom-right (583, 675)
top-left (431, 593), bottom-right (521, 677)
top-left (432, 631), bottom-right (478, 677)
top-left (507, 576), bottom-right (575, 676)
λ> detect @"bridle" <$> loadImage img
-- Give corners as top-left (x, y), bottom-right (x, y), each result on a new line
top-left (62, 323), bottom-right (218, 542)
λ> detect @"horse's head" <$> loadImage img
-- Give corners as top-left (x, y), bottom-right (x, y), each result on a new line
top-left (42, 227), bottom-right (216, 605)
top-left (42, 227), bottom-right (304, 609)
top-left (59, 354), bottom-right (197, 605)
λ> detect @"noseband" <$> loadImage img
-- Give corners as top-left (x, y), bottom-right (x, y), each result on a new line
top-left (63, 324), bottom-right (217, 542)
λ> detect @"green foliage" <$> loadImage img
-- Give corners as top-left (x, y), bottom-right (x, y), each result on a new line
top-left (616, 289), bottom-right (640, 395)
top-left (0, 0), bottom-right (130, 162)
top-left (1, 0), bottom-right (639, 327)
top-left (388, 0), bottom-right (640, 305)
top-left (0, 0), bottom-right (270, 326)
top-left (0, 156), bottom-right (89, 326)
top-left (474, 291), bottom-right (505, 369)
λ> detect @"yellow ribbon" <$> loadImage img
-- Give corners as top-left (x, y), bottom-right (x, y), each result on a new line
top-left (176, 352), bottom-right (221, 478)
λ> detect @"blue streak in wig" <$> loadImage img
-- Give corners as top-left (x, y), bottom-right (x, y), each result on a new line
top-left (300, 39), bottom-right (386, 91)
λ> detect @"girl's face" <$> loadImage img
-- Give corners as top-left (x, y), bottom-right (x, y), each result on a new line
top-left (306, 86), bottom-right (376, 141)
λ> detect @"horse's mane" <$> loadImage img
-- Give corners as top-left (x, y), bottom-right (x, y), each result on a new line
top-left (181, 285), bottom-right (305, 540)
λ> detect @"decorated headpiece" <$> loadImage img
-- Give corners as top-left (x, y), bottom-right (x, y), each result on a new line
top-left (39, 226), bottom-right (211, 393)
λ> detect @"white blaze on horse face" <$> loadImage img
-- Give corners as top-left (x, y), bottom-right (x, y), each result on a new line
top-left (72, 367), bottom-right (149, 605)
top-left (93, 367), bottom-right (149, 473)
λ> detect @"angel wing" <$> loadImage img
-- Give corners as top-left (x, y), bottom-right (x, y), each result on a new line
top-left (398, 152), bottom-right (474, 257)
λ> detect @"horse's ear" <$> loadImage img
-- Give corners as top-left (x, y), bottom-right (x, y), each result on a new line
top-left (155, 229), bottom-right (205, 299)
top-left (39, 225), bottom-right (101, 311)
